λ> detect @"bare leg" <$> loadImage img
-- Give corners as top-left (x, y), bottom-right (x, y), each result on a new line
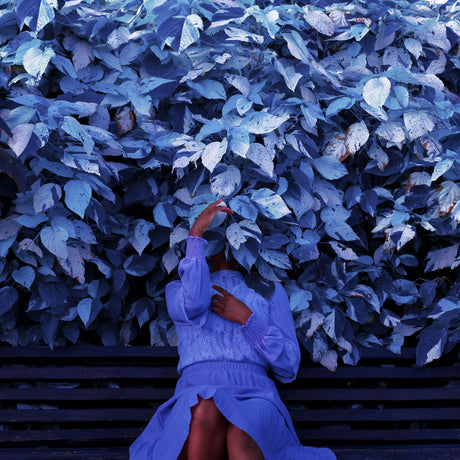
top-left (179, 396), bottom-right (228, 460)
top-left (227, 423), bottom-right (264, 460)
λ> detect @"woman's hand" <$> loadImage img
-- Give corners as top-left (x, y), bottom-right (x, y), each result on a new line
top-left (189, 199), bottom-right (233, 238)
top-left (211, 285), bottom-right (252, 325)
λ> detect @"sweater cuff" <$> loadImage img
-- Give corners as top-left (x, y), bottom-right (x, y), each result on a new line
top-left (242, 312), bottom-right (268, 347)
top-left (185, 236), bottom-right (207, 260)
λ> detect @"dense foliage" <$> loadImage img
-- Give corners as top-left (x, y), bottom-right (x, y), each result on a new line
top-left (0, 0), bottom-right (459, 369)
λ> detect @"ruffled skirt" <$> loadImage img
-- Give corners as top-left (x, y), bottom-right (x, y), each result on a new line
top-left (129, 361), bottom-right (336, 460)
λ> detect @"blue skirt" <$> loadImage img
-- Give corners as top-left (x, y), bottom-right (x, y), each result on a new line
top-left (129, 361), bottom-right (336, 460)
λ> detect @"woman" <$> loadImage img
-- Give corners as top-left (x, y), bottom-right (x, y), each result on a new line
top-left (130, 200), bottom-right (336, 460)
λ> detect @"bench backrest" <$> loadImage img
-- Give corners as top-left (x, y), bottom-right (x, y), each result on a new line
top-left (1, 346), bottom-right (459, 451)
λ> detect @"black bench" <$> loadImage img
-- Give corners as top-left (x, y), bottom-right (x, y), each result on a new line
top-left (0, 345), bottom-right (459, 459)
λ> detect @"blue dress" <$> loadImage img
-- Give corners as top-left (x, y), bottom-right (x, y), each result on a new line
top-left (129, 237), bottom-right (336, 460)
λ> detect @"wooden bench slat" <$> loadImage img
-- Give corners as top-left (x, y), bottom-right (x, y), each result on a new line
top-left (2, 445), bottom-right (460, 460)
top-left (0, 388), bottom-right (174, 401)
top-left (333, 445), bottom-right (460, 460)
top-left (0, 346), bottom-right (418, 360)
top-left (296, 366), bottom-right (460, 380)
top-left (1, 366), bottom-right (459, 381)
top-left (2, 427), bottom-right (460, 444)
top-left (0, 428), bottom-right (140, 443)
top-left (2, 407), bottom-right (460, 424)
top-left (296, 428), bottom-right (460, 442)
top-left (0, 346), bottom-right (178, 360)
top-left (0, 447), bottom-right (128, 460)
top-left (0, 408), bottom-right (156, 423)
top-left (290, 407), bottom-right (460, 422)
top-left (279, 387), bottom-right (460, 401)
top-left (0, 366), bottom-right (179, 380)
top-left (2, 387), bottom-right (459, 402)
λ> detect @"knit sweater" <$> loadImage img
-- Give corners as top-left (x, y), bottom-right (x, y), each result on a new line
top-left (165, 236), bottom-right (300, 383)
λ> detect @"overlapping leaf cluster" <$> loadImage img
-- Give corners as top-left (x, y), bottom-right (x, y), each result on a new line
top-left (0, 0), bottom-right (459, 368)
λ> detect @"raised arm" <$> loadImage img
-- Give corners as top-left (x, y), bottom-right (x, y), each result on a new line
top-left (165, 200), bottom-right (233, 326)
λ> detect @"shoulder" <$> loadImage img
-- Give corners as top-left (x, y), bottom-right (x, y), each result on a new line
top-left (269, 283), bottom-right (289, 304)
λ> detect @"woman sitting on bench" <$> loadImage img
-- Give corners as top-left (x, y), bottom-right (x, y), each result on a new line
top-left (130, 200), bottom-right (335, 460)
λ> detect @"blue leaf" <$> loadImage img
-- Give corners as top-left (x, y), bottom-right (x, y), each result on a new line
top-left (7, 124), bottom-right (34, 156)
top-left (416, 325), bottom-right (447, 366)
top-left (349, 285), bottom-right (381, 313)
top-left (345, 121), bottom-right (369, 155)
top-left (86, 199), bottom-right (107, 232)
top-left (211, 165), bottom-right (241, 198)
top-left (0, 286), bottom-right (18, 315)
top-left (247, 143), bottom-right (274, 177)
top-left (425, 244), bottom-right (459, 272)
top-left (0, 215), bottom-right (21, 241)
top-left (51, 54), bottom-right (77, 78)
top-left (274, 59), bottom-right (302, 92)
top-left (38, 282), bottom-right (68, 307)
top-left (153, 202), bottom-right (177, 228)
top-left (404, 38), bottom-right (422, 59)
top-left (15, 213), bottom-right (48, 228)
top-left (259, 248), bottom-right (291, 270)
top-left (251, 188), bottom-right (291, 219)
top-left (33, 183), bottom-right (62, 214)
top-left (432, 159), bottom-right (454, 182)
top-left (64, 180), bottom-right (92, 218)
top-left (123, 254), bottom-right (157, 276)
top-left (16, 0), bottom-right (56, 32)
top-left (40, 226), bottom-right (69, 259)
top-left (329, 242), bottom-right (359, 260)
top-left (129, 219), bottom-right (155, 255)
top-left (390, 279), bottom-right (418, 305)
top-left (229, 127), bottom-right (249, 157)
top-left (188, 79), bottom-right (226, 100)
top-left (359, 190), bottom-right (378, 217)
top-left (313, 156), bottom-right (348, 180)
top-left (78, 298), bottom-right (103, 329)
top-left (362, 77), bottom-right (391, 109)
top-left (229, 195), bottom-right (258, 221)
top-left (325, 220), bottom-right (360, 242)
top-left (320, 205), bottom-right (351, 223)
top-left (240, 112), bottom-right (289, 134)
top-left (304, 9), bottom-right (335, 36)
top-left (429, 297), bottom-right (460, 321)
top-left (61, 116), bottom-right (94, 154)
top-left (231, 240), bottom-right (258, 271)
top-left (403, 110), bottom-right (435, 140)
top-left (73, 221), bottom-right (97, 244)
top-left (12, 265), bottom-right (35, 289)
top-left (375, 24), bottom-right (397, 50)
top-left (202, 138), bottom-right (227, 172)
top-left (23, 47), bottom-right (55, 79)
top-left (325, 97), bottom-right (355, 118)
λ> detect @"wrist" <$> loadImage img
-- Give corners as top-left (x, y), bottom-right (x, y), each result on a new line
top-left (239, 308), bottom-right (252, 326)
top-left (189, 226), bottom-right (203, 237)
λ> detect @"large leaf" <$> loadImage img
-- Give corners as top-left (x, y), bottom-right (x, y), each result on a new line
top-left (16, 0), bottom-right (57, 32)
top-left (34, 183), bottom-right (62, 214)
top-left (64, 180), bottom-right (92, 218)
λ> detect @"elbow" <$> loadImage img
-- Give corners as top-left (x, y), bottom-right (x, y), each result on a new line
top-left (276, 368), bottom-right (298, 384)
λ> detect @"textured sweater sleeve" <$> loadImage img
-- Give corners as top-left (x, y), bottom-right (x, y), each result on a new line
top-left (242, 283), bottom-right (300, 383)
top-left (165, 236), bottom-right (211, 327)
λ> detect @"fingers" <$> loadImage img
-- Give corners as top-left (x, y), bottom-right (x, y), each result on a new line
top-left (212, 284), bottom-right (229, 295)
top-left (208, 200), bottom-right (234, 215)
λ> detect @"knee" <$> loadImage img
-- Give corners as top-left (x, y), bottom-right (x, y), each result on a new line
top-left (191, 397), bottom-right (226, 432)
top-left (227, 424), bottom-right (259, 451)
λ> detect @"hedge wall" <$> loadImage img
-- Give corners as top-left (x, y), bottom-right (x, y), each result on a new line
top-left (0, 0), bottom-right (459, 369)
